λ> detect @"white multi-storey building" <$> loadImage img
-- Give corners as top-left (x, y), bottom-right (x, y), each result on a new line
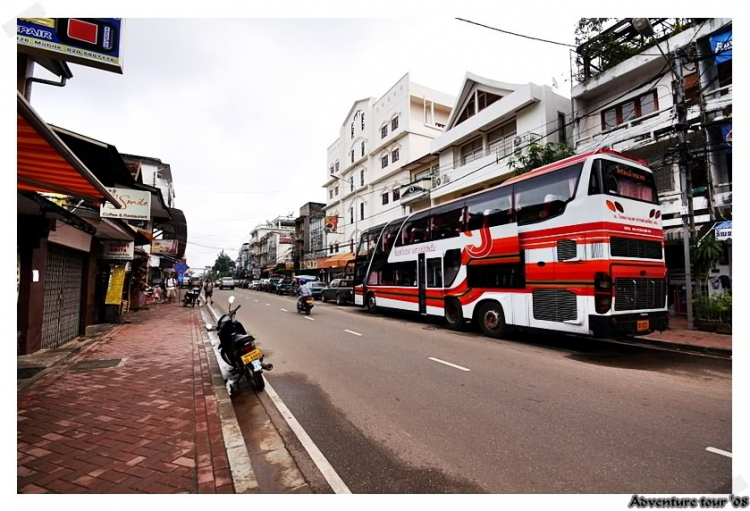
top-left (400, 73), bottom-right (571, 211)
top-left (571, 18), bottom-right (732, 300)
top-left (323, 73), bottom-right (454, 255)
top-left (249, 216), bottom-right (295, 276)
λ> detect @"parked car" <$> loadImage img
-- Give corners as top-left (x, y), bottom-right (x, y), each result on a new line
top-left (220, 277), bottom-right (235, 290)
top-left (321, 279), bottom-right (354, 305)
top-left (248, 280), bottom-right (260, 290)
top-left (276, 278), bottom-right (295, 295)
top-left (258, 278), bottom-right (271, 291)
top-left (310, 281), bottom-right (326, 300)
top-left (268, 276), bottom-right (283, 293)
top-left (241, 279), bottom-right (251, 289)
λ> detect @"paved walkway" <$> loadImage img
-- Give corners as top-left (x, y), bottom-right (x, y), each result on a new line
top-left (17, 304), bottom-right (235, 494)
top-left (638, 315), bottom-right (731, 353)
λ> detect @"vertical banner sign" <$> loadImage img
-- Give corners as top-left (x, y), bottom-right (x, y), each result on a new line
top-left (324, 215), bottom-right (339, 233)
top-left (105, 266), bottom-right (126, 305)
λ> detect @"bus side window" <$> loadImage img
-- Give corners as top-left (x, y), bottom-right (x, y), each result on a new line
top-left (443, 249), bottom-right (461, 288)
top-left (426, 258), bottom-right (443, 288)
top-left (430, 204), bottom-right (463, 241)
top-left (465, 189), bottom-right (513, 231)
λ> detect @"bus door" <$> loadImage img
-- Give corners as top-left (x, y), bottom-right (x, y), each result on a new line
top-left (417, 253), bottom-right (427, 314)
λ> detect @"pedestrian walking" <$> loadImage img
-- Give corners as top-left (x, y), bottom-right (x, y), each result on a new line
top-left (204, 278), bottom-right (214, 305)
top-left (165, 274), bottom-right (178, 303)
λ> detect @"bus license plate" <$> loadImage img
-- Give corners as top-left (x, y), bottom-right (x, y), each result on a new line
top-left (241, 349), bottom-right (262, 365)
top-left (637, 319), bottom-right (650, 332)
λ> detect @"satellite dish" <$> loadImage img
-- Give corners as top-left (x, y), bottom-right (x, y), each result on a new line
top-left (551, 77), bottom-right (559, 89)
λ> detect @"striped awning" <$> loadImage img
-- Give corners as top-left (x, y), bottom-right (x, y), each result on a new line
top-left (17, 92), bottom-right (118, 206)
top-left (318, 252), bottom-right (355, 269)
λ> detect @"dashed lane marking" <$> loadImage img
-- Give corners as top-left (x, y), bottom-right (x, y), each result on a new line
top-left (344, 329), bottom-right (362, 337)
top-left (265, 304), bottom-right (270, 307)
top-left (428, 357), bottom-right (470, 372)
top-left (706, 447), bottom-right (732, 458)
top-left (304, 316), bottom-right (315, 321)
top-left (280, 308), bottom-right (288, 312)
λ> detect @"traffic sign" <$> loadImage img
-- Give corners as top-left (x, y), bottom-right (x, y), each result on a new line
top-left (177, 274), bottom-right (184, 283)
top-left (174, 261), bottom-right (188, 274)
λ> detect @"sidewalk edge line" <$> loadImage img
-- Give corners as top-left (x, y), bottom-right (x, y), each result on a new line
top-left (207, 303), bottom-right (351, 494)
top-left (263, 380), bottom-right (352, 494)
top-left (201, 305), bottom-right (259, 494)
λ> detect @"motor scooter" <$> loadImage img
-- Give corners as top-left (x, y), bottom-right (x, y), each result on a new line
top-left (207, 296), bottom-right (272, 392)
top-left (183, 286), bottom-right (201, 308)
top-left (297, 294), bottom-right (314, 315)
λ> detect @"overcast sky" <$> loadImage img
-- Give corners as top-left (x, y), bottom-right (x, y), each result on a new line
top-left (29, 17), bottom-right (580, 268)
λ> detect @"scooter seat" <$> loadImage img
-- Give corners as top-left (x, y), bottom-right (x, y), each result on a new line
top-left (230, 333), bottom-right (255, 346)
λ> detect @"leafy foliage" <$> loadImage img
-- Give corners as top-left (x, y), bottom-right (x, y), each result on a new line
top-left (212, 250), bottom-right (235, 278)
top-left (508, 143), bottom-right (576, 177)
top-left (695, 293), bottom-right (732, 323)
top-left (693, 233), bottom-right (723, 296)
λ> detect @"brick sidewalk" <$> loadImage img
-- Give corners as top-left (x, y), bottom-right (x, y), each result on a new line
top-left (17, 304), bottom-right (235, 494)
top-left (637, 315), bottom-right (732, 353)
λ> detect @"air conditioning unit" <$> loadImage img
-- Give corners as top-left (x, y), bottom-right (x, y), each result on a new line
top-left (433, 173), bottom-right (451, 188)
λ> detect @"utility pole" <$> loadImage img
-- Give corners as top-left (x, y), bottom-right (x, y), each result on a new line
top-left (673, 48), bottom-right (695, 330)
top-left (632, 19), bottom-right (695, 329)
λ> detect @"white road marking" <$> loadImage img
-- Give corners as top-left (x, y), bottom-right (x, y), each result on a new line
top-left (280, 308), bottom-right (288, 312)
top-left (254, 300), bottom-right (259, 302)
top-left (264, 380), bottom-right (351, 494)
top-left (428, 357), bottom-right (471, 372)
top-left (304, 316), bottom-right (315, 321)
top-left (706, 447), bottom-right (732, 458)
top-left (344, 329), bottom-right (362, 337)
top-left (265, 303), bottom-right (270, 307)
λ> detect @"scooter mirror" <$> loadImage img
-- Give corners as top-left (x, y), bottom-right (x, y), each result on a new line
top-left (229, 296), bottom-right (235, 305)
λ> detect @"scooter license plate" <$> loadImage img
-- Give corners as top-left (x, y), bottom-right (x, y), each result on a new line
top-left (251, 360), bottom-right (262, 372)
top-left (241, 349), bottom-right (262, 365)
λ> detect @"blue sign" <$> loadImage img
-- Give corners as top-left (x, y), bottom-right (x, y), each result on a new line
top-left (721, 123), bottom-right (732, 154)
top-left (174, 261), bottom-right (188, 274)
top-left (710, 29), bottom-right (732, 64)
top-left (177, 274), bottom-right (184, 283)
top-left (17, 18), bottom-right (125, 74)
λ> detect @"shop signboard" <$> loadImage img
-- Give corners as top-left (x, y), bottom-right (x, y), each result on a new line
top-left (152, 239), bottom-right (178, 255)
top-left (101, 240), bottom-right (134, 260)
top-left (252, 268), bottom-right (261, 278)
top-left (105, 266), bottom-right (126, 305)
top-left (17, 18), bottom-right (125, 74)
top-left (710, 29), bottom-right (732, 64)
top-left (100, 187), bottom-right (151, 221)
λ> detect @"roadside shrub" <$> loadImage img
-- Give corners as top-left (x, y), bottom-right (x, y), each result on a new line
top-left (695, 293), bottom-right (732, 323)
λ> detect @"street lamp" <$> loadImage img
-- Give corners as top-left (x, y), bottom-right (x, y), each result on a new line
top-left (632, 18), bottom-right (695, 329)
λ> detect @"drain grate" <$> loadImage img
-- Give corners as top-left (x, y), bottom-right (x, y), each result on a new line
top-left (72, 358), bottom-right (123, 370)
top-left (18, 367), bottom-right (45, 379)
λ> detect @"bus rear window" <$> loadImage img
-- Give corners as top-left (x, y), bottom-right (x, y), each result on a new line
top-left (596, 159), bottom-right (657, 204)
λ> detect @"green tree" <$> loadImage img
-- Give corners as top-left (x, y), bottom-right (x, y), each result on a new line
top-left (693, 233), bottom-right (723, 297)
top-left (212, 251), bottom-right (236, 278)
top-left (508, 142), bottom-right (575, 177)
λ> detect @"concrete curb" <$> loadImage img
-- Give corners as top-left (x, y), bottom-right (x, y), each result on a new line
top-left (622, 335), bottom-right (731, 359)
top-left (198, 306), bottom-right (259, 494)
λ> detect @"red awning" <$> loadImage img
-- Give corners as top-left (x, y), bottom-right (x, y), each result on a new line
top-left (17, 92), bottom-right (119, 205)
top-left (318, 252), bottom-right (355, 269)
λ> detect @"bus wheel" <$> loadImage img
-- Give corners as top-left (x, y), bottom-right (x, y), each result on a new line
top-left (366, 293), bottom-right (377, 313)
top-left (444, 298), bottom-right (464, 330)
top-left (477, 302), bottom-right (506, 338)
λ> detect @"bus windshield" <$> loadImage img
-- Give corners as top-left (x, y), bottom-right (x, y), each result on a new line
top-left (596, 159), bottom-right (657, 204)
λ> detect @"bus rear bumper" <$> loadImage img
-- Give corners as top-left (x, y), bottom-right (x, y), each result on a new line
top-left (589, 312), bottom-right (669, 338)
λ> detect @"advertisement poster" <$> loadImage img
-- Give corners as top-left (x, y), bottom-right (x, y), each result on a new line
top-left (17, 18), bottom-right (125, 74)
top-left (105, 266), bottom-right (126, 305)
top-left (324, 215), bottom-right (338, 233)
top-left (101, 241), bottom-right (134, 260)
top-left (152, 239), bottom-right (178, 255)
top-left (100, 187), bottom-right (151, 221)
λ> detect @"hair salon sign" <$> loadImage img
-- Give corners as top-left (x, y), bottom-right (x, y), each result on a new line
top-left (101, 187), bottom-right (151, 220)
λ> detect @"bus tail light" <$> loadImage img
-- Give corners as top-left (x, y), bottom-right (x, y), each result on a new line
top-left (594, 272), bottom-right (613, 314)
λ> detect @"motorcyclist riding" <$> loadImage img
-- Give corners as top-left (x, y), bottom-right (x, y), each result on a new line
top-left (298, 278), bottom-right (313, 309)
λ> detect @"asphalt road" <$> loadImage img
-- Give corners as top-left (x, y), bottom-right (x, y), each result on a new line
top-left (211, 288), bottom-right (731, 494)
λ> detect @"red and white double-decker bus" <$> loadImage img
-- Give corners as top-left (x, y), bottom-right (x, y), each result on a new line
top-left (352, 149), bottom-right (668, 339)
